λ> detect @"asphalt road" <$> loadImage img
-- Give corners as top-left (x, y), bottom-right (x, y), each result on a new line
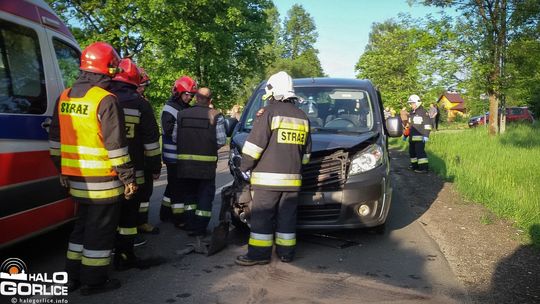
top-left (0, 150), bottom-right (469, 304)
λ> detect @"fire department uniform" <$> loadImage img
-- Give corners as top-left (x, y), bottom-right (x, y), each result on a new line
top-left (408, 105), bottom-right (432, 171)
top-left (109, 81), bottom-right (161, 255)
top-left (176, 105), bottom-right (226, 235)
top-left (240, 100), bottom-right (312, 261)
top-left (160, 96), bottom-right (191, 222)
top-left (49, 72), bottom-right (134, 286)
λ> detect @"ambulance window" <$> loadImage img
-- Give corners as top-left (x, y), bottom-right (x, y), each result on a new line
top-left (53, 39), bottom-right (80, 88)
top-left (0, 20), bottom-right (46, 114)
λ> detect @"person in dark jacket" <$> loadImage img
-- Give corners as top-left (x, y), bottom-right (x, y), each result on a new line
top-left (159, 76), bottom-right (198, 227)
top-left (109, 58), bottom-right (163, 270)
top-left (236, 71), bottom-right (312, 266)
top-left (407, 94), bottom-right (432, 173)
top-left (49, 42), bottom-right (136, 295)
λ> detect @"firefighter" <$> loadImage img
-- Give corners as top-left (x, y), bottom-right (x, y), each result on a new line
top-left (159, 76), bottom-right (198, 227)
top-left (109, 58), bottom-right (163, 269)
top-left (48, 42), bottom-right (136, 295)
top-left (177, 87), bottom-right (226, 237)
top-left (135, 68), bottom-right (160, 235)
top-left (236, 71), bottom-right (312, 266)
top-left (407, 94), bottom-right (432, 173)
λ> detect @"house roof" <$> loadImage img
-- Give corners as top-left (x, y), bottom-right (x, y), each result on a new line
top-left (438, 92), bottom-right (466, 112)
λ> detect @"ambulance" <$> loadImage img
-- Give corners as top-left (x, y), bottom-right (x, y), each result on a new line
top-left (0, 0), bottom-right (80, 246)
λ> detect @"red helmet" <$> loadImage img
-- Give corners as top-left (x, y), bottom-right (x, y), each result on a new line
top-left (80, 42), bottom-right (121, 76)
top-left (173, 76), bottom-right (197, 94)
top-left (139, 68), bottom-right (150, 87)
top-left (113, 58), bottom-right (141, 86)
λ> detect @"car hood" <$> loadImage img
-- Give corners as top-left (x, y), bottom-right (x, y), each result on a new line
top-left (232, 131), bottom-right (378, 153)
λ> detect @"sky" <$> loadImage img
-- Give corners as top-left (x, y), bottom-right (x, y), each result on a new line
top-left (273, 0), bottom-right (458, 78)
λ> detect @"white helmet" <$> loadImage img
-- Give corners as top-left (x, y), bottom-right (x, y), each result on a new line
top-left (263, 71), bottom-right (296, 101)
top-left (407, 94), bottom-right (421, 106)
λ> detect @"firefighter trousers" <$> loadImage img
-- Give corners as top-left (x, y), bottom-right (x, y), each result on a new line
top-left (137, 170), bottom-right (154, 225)
top-left (179, 178), bottom-right (215, 235)
top-left (409, 139), bottom-right (428, 171)
top-left (160, 163), bottom-right (179, 222)
top-left (247, 190), bottom-right (298, 261)
top-left (116, 197), bottom-right (140, 255)
top-left (66, 202), bottom-right (120, 285)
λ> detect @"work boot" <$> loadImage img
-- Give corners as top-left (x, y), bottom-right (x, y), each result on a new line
top-left (66, 279), bottom-right (81, 292)
top-left (80, 279), bottom-right (121, 296)
top-left (138, 223), bottom-right (160, 234)
top-left (134, 234), bottom-right (147, 247)
top-left (235, 255), bottom-right (270, 266)
top-left (279, 255), bottom-right (294, 263)
top-left (408, 164), bottom-right (418, 171)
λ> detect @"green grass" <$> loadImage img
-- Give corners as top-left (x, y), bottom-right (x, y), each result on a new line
top-left (390, 124), bottom-right (540, 247)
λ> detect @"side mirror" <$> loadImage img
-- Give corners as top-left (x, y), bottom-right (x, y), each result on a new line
top-left (385, 117), bottom-right (403, 137)
top-left (224, 117), bottom-right (238, 137)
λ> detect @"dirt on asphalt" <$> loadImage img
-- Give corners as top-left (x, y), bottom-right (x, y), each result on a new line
top-left (390, 148), bottom-right (540, 304)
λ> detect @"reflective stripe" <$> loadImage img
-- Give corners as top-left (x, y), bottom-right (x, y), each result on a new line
top-left (124, 108), bottom-right (140, 116)
top-left (185, 204), bottom-right (197, 211)
top-left (171, 203), bottom-right (185, 214)
top-left (162, 105), bottom-right (179, 118)
top-left (69, 180), bottom-right (123, 190)
top-left (161, 199), bottom-right (171, 207)
top-left (248, 232), bottom-right (273, 247)
top-left (83, 249), bottom-right (111, 258)
top-left (125, 116), bottom-right (140, 123)
top-left (302, 153), bottom-right (311, 165)
top-left (271, 116), bottom-right (309, 131)
top-left (118, 227), bottom-right (138, 235)
top-left (50, 148), bottom-right (60, 156)
top-left (425, 124), bottom-right (432, 130)
top-left (136, 170), bottom-right (145, 184)
top-left (163, 144), bottom-right (176, 150)
top-left (62, 158), bottom-right (111, 169)
top-left (418, 158), bottom-right (429, 164)
top-left (82, 256), bottom-right (111, 267)
top-left (61, 144), bottom-right (107, 156)
top-left (410, 158), bottom-right (418, 163)
top-left (275, 232), bottom-right (296, 246)
top-left (109, 155), bottom-right (131, 166)
top-left (139, 202), bottom-right (150, 208)
top-left (136, 170), bottom-right (144, 177)
top-left (108, 147), bottom-right (129, 158)
top-left (177, 154), bottom-right (217, 162)
top-left (251, 172), bottom-right (302, 187)
top-left (70, 187), bottom-right (124, 199)
top-left (144, 142), bottom-right (160, 150)
top-left (163, 152), bottom-right (177, 161)
top-left (145, 148), bottom-right (161, 157)
top-left (242, 141), bottom-right (264, 160)
top-left (68, 242), bottom-right (83, 252)
top-left (412, 136), bottom-right (423, 141)
top-left (67, 251), bottom-right (82, 260)
top-left (195, 210), bottom-right (212, 217)
top-left (49, 140), bottom-right (60, 149)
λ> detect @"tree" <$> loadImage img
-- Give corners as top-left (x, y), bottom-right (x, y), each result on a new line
top-left (282, 4), bottom-right (317, 59)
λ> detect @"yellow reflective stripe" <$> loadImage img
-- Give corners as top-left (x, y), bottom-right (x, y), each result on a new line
top-left (185, 204), bottom-right (197, 211)
top-left (302, 153), bottom-right (311, 165)
top-left (145, 148), bottom-right (161, 157)
top-left (425, 124), bottom-right (432, 130)
top-left (242, 141), bottom-right (264, 160)
top-left (50, 148), bottom-right (60, 156)
top-left (271, 116), bottom-right (309, 131)
top-left (61, 144), bottom-right (108, 156)
top-left (418, 158), bottom-right (429, 164)
top-left (136, 177), bottom-right (145, 184)
top-left (161, 197), bottom-right (171, 207)
top-left (177, 154), bottom-right (217, 162)
top-left (118, 227), bottom-right (137, 235)
top-left (81, 256), bottom-right (111, 267)
top-left (69, 186), bottom-right (124, 199)
top-left (67, 250), bottom-right (82, 260)
top-left (171, 203), bottom-right (185, 214)
top-left (125, 116), bottom-right (140, 123)
top-left (410, 158), bottom-right (418, 163)
top-left (275, 238), bottom-right (296, 246)
top-left (62, 158), bottom-right (111, 169)
top-left (195, 210), bottom-right (212, 217)
top-left (412, 136), bottom-right (423, 141)
top-left (110, 155), bottom-right (131, 166)
top-left (249, 238), bottom-right (273, 247)
top-left (251, 172), bottom-right (302, 187)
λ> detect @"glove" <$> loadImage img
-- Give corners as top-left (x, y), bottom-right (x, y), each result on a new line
top-left (59, 175), bottom-right (69, 188)
top-left (240, 170), bottom-right (251, 182)
top-left (124, 182), bottom-right (139, 200)
top-left (423, 136), bottom-right (429, 143)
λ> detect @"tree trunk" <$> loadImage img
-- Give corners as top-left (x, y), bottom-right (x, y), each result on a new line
top-left (488, 93), bottom-right (499, 135)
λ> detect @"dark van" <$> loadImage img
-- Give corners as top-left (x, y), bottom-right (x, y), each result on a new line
top-left (225, 78), bottom-right (402, 231)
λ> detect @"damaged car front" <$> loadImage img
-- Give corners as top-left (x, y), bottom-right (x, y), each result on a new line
top-left (225, 78), bottom-right (402, 231)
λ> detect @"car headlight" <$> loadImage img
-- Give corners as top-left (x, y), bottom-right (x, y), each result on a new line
top-left (349, 144), bottom-right (383, 175)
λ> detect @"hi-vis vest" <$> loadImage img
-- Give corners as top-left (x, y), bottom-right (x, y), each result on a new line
top-left (58, 87), bottom-right (129, 177)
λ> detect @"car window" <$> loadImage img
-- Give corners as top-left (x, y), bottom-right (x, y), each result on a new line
top-left (243, 86), bottom-right (374, 133)
top-left (53, 38), bottom-right (80, 88)
top-left (0, 20), bottom-right (47, 114)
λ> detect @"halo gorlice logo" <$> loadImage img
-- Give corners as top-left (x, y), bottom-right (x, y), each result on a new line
top-left (1, 258), bottom-right (68, 297)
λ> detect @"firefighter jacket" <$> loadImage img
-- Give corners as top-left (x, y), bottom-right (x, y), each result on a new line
top-left (176, 105), bottom-right (223, 179)
top-left (161, 96), bottom-right (190, 164)
top-left (240, 100), bottom-right (312, 192)
top-left (408, 105), bottom-right (432, 141)
top-left (49, 72), bottom-right (134, 204)
top-left (109, 81), bottom-right (162, 186)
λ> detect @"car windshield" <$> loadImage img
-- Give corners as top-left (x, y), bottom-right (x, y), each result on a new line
top-left (243, 86), bottom-right (374, 133)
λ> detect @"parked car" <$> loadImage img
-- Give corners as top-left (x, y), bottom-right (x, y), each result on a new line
top-left (223, 78), bottom-right (402, 231)
top-left (468, 107), bottom-right (534, 127)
